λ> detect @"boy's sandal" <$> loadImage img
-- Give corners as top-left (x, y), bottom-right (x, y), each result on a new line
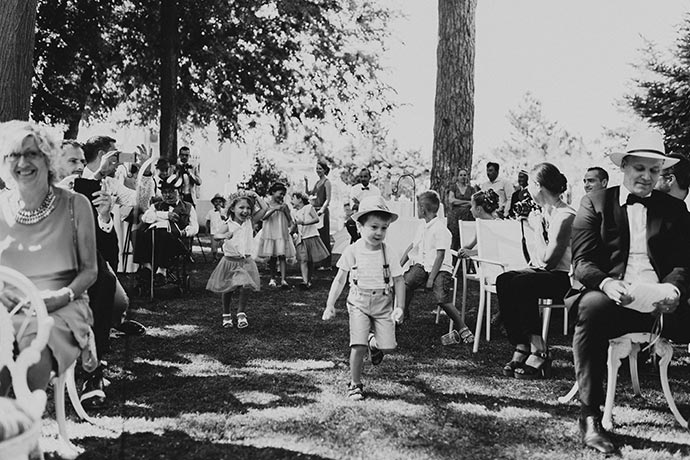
top-left (222, 314), bottom-right (233, 329)
top-left (458, 326), bottom-right (475, 344)
top-left (237, 313), bottom-right (248, 329)
top-left (348, 382), bottom-right (364, 401)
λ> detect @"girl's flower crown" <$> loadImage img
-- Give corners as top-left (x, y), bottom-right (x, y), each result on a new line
top-left (227, 189), bottom-right (258, 211)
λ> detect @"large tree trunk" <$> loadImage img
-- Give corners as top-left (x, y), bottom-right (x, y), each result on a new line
top-left (160, 0), bottom-right (178, 162)
top-left (431, 0), bottom-right (477, 204)
top-left (0, 0), bottom-right (38, 121)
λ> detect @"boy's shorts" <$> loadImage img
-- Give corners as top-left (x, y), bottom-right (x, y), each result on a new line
top-left (347, 287), bottom-right (396, 350)
top-left (404, 264), bottom-right (453, 305)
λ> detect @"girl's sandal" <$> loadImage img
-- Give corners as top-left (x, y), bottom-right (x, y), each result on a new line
top-left (237, 313), bottom-right (249, 329)
top-left (458, 326), bottom-right (475, 344)
top-left (502, 348), bottom-right (529, 377)
top-left (222, 314), bottom-right (233, 328)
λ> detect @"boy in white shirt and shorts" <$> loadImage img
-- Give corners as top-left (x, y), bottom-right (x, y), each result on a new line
top-left (322, 196), bottom-right (405, 400)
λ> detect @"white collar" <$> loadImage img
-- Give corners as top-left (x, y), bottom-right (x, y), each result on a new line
top-left (424, 216), bottom-right (441, 228)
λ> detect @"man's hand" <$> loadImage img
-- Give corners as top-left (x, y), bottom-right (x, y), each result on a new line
top-left (95, 150), bottom-right (118, 178)
top-left (601, 279), bottom-right (631, 304)
top-left (391, 307), bottom-right (404, 324)
top-left (168, 211), bottom-right (180, 223)
top-left (92, 190), bottom-right (113, 222)
top-left (40, 289), bottom-right (68, 310)
top-left (652, 283), bottom-right (680, 315)
top-left (322, 305), bottom-right (336, 321)
top-left (0, 290), bottom-right (22, 309)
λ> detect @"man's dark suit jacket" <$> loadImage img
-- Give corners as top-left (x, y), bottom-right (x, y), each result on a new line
top-left (571, 186), bottom-right (690, 306)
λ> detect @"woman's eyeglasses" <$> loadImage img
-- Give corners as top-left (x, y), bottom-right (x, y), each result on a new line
top-left (4, 150), bottom-right (43, 163)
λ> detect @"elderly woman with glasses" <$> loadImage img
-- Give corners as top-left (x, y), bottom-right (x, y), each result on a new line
top-left (0, 120), bottom-right (98, 392)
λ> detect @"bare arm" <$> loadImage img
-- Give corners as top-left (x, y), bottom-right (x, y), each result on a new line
top-left (323, 268), bottom-right (348, 319)
top-left (392, 275), bottom-right (405, 314)
top-left (317, 180), bottom-right (332, 216)
top-left (400, 243), bottom-right (414, 266)
top-left (427, 250), bottom-right (445, 289)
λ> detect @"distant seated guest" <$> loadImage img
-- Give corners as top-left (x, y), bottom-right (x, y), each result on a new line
top-left (655, 153), bottom-right (690, 210)
top-left (497, 163), bottom-right (575, 381)
top-left (458, 189), bottom-right (501, 259)
top-left (343, 202), bottom-right (360, 243)
top-left (134, 181), bottom-right (199, 285)
top-left (582, 166), bottom-right (609, 194)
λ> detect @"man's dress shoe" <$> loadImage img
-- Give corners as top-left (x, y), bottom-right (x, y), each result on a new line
top-left (579, 415), bottom-right (616, 454)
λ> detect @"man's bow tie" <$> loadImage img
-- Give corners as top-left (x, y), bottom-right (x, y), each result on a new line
top-left (361, 186), bottom-right (369, 190)
top-left (626, 194), bottom-right (652, 207)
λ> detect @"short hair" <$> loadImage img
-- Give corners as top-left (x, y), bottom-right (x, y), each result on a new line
top-left (586, 166), bottom-right (609, 183)
top-left (357, 210), bottom-right (394, 225)
top-left (179, 146), bottom-right (190, 154)
top-left (292, 191), bottom-right (309, 205)
top-left (486, 162), bottom-right (499, 172)
top-left (417, 190), bottom-right (440, 213)
top-left (664, 154), bottom-right (690, 190)
top-left (317, 160), bottom-right (330, 175)
top-left (533, 162), bottom-right (567, 195)
top-left (471, 189), bottom-right (499, 214)
top-left (0, 120), bottom-right (61, 186)
top-left (155, 158), bottom-right (170, 171)
top-left (82, 135), bottom-right (116, 163)
top-left (268, 182), bottom-right (287, 195)
top-left (61, 139), bottom-right (83, 150)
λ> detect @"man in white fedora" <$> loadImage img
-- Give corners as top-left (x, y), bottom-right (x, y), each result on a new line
top-left (570, 129), bottom-right (690, 454)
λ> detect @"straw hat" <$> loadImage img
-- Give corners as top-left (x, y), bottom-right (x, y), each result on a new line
top-left (211, 193), bottom-right (226, 205)
top-left (352, 195), bottom-right (398, 223)
top-left (610, 129), bottom-right (679, 168)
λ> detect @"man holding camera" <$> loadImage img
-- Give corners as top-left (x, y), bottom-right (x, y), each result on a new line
top-left (480, 162), bottom-right (514, 218)
top-left (175, 146), bottom-right (202, 205)
top-left (508, 170), bottom-right (531, 219)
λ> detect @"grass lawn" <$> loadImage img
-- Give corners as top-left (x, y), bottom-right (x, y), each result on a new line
top-left (38, 248), bottom-right (690, 459)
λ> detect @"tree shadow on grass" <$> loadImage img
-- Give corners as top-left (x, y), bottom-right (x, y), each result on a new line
top-left (74, 430), bottom-right (330, 460)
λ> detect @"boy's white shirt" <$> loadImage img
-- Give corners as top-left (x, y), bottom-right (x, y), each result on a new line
top-left (409, 216), bottom-right (454, 273)
top-left (337, 239), bottom-right (403, 289)
top-left (205, 209), bottom-right (226, 236)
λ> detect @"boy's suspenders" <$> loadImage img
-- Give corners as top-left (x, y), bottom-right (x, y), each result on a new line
top-left (351, 243), bottom-right (393, 294)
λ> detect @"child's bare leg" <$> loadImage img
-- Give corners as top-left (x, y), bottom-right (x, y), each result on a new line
top-left (350, 345), bottom-right (367, 385)
top-left (300, 261), bottom-right (309, 284)
top-left (237, 288), bottom-right (250, 316)
top-left (222, 292), bottom-right (232, 315)
top-left (441, 302), bottom-right (468, 330)
top-left (278, 256), bottom-right (287, 284)
top-left (307, 261), bottom-right (314, 284)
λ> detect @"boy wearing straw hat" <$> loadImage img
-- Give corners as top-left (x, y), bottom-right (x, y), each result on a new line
top-left (571, 129), bottom-right (690, 454)
top-left (322, 195), bottom-right (405, 401)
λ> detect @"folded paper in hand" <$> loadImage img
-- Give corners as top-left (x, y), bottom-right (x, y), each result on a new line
top-left (622, 283), bottom-right (676, 313)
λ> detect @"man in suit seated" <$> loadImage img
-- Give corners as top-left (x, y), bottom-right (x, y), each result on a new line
top-left (571, 129), bottom-right (690, 454)
top-left (134, 181), bottom-right (199, 286)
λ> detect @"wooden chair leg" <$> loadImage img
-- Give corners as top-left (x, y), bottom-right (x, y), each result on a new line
top-left (628, 343), bottom-right (641, 397)
top-left (485, 292), bottom-right (491, 342)
top-left (655, 339), bottom-right (689, 428)
top-left (541, 307), bottom-right (552, 344)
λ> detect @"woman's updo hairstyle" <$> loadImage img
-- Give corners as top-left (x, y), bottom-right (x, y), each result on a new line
top-left (317, 160), bottom-right (330, 175)
top-left (471, 189), bottom-right (500, 214)
top-left (533, 162), bottom-right (567, 195)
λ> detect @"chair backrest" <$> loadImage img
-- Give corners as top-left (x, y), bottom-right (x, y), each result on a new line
top-left (0, 266), bottom-right (53, 421)
top-left (459, 221), bottom-right (476, 248)
top-left (476, 220), bottom-right (531, 284)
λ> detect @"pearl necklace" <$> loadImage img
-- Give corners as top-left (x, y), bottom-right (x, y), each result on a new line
top-left (12, 187), bottom-right (57, 225)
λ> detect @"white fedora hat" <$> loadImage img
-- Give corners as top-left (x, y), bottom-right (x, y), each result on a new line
top-left (352, 195), bottom-right (398, 223)
top-left (610, 129), bottom-right (679, 168)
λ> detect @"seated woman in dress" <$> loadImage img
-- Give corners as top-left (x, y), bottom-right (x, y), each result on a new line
top-left (496, 162), bottom-right (575, 380)
top-left (457, 189), bottom-right (501, 259)
top-left (0, 120), bottom-right (98, 392)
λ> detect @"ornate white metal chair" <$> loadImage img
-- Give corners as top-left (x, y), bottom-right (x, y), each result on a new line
top-left (0, 266), bottom-right (53, 460)
top-left (558, 332), bottom-right (687, 430)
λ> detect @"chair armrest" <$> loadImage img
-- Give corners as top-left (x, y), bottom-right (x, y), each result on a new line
top-left (472, 257), bottom-right (509, 271)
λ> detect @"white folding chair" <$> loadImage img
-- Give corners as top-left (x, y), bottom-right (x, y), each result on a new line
top-left (472, 220), bottom-right (530, 353)
top-left (558, 332), bottom-right (687, 430)
top-left (0, 266), bottom-right (53, 459)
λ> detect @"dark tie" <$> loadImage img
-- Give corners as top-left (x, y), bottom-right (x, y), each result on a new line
top-left (626, 194), bottom-right (651, 207)
top-left (361, 186), bottom-right (369, 190)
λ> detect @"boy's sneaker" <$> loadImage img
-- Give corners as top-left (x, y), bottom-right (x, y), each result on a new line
top-left (368, 333), bottom-right (384, 365)
top-left (268, 278), bottom-right (277, 287)
top-left (347, 382), bottom-right (364, 401)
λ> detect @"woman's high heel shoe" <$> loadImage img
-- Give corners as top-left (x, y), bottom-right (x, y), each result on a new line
top-left (514, 351), bottom-right (552, 380)
top-left (502, 348), bottom-right (529, 377)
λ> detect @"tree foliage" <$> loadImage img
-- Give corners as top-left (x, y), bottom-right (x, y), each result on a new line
top-left (32, 0), bottom-right (395, 142)
top-left (628, 16), bottom-right (690, 155)
top-left (238, 154), bottom-right (290, 198)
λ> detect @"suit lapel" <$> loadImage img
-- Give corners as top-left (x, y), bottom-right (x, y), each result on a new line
top-left (612, 187), bottom-right (630, 257)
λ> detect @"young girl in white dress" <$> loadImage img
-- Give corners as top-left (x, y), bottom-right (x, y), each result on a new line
top-left (206, 190), bottom-right (264, 329)
top-left (291, 192), bottom-right (330, 289)
top-left (256, 182), bottom-right (296, 288)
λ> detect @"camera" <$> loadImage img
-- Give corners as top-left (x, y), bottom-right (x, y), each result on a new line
top-left (513, 194), bottom-right (539, 218)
